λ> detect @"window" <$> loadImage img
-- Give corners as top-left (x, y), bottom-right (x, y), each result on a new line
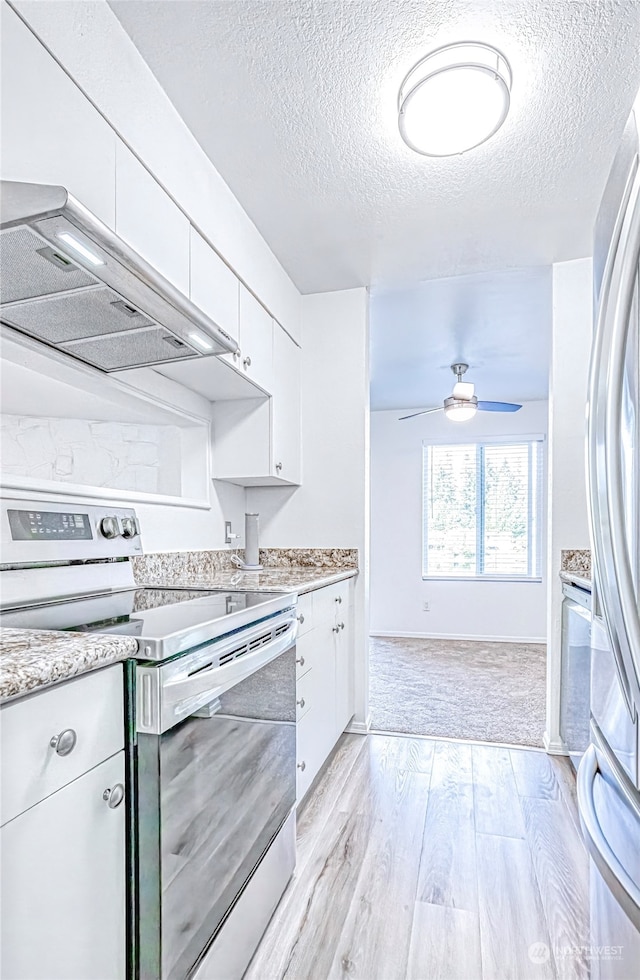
top-left (422, 439), bottom-right (543, 580)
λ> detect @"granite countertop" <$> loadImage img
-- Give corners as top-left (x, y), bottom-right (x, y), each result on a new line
top-left (559, 548), bottom-right (592, 592)
top-left (0, 628), bottom-right (136, 704)
top-left (136, 566), bottom-right (358, 595)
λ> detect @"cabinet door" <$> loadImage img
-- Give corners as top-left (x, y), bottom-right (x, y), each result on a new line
top-left (238, 286), bottom-right (274, 393)
top-left (1, 751), bottom-right (126, 980)
top-left (190, 228), bottom-right (240, 344)
top-left (0, 5), bottom-right (116, 226)
top-left (334, 611), bottom-right (354, 738)
top-left (272, 324), bottom-right (302, 484)
top-left (116, 141), bottom-right (190, 294)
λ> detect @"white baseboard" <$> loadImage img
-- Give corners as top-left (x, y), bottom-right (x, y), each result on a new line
top-left (346, 713), bottom-right (371, 735)
top-left (370, 630), bottom-right (546, 644)
top-left (543, 731), bottom-right (569, 755)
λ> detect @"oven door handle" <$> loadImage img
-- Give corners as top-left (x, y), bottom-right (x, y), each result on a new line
top-left (137, 615), bottom-right (298, 734)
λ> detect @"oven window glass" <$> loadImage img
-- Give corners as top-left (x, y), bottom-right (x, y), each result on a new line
top-left (137, 646), bottom-right (296, 980)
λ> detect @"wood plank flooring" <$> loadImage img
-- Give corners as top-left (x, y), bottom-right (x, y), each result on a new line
top-left (245, 733), bottom-right (591, 980)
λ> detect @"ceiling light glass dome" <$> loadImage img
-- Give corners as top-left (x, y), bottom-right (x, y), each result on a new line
top-left (398, 41), bottom-right (512, 157)
top-left (444, 396), bottom-right (478, 421)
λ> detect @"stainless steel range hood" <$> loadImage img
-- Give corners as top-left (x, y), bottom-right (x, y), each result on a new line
top-left (0, 180), bottom-right (238, 372)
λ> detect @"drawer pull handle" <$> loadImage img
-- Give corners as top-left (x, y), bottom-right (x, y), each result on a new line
top-left (275, 461), bottom-right (283, 472)
top-left (297, 613), bottom-right (305, 624)
top-left (335, 596), bottom-right (343, 604)
top-left (296, 656), bottom-right (305, 666)
top-left (297, 698), bottom-right (306, 708)
top-left (50, 729), bottom-right (77, 757)
top-left (103, 784), bottom-right (125, 809)
top-left (297, 761), bottom-right (306, 771)
top-left (243, 355), bottom-right (252, 369)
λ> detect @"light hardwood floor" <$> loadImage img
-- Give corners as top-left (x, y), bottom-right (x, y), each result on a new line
top-left (245, 734), bottom-right (590, 980)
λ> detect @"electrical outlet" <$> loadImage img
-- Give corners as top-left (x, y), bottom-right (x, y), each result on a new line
top-left (422, 601), bottom-right (430, 612)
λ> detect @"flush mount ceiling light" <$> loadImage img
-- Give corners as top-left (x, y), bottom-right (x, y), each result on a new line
top-left (398, 41), bottom-right (512, 156)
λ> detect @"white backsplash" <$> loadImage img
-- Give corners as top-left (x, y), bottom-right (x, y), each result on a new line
top-left (1, 415), bottom-right (182, 495)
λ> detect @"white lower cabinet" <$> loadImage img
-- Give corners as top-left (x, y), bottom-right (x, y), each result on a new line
top-left (1, 750), bottom-right (127, 980)
top-left (0, 665), bottom-right (126, 980)
top-left (295, 581), bottom-right (355, 802)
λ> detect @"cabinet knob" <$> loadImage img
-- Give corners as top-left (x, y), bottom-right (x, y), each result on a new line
top-left (103, 784), bottom-right (125, 809)
top-left (297, 698), bottom-right (306, 709)
top-left (275, 461), bottom-right (283, 472)
top-left (297, 761), bottom-right (306, 771)
top-left (332, 625), bottom-right (340, 633)
top-left (297, 613), bottom-right (305, 624)
top-left (243, 355), bottom-right (252, 369)
top-left (50, 728), bottom-right (77, 756)
top-left (232, 349), bottom-right (241, 361)
top-left (335, 595), bottom-right (343, 604)
top-left (296, 655), bottom-right (305, 666)
top-left (339, 622), bottom-right (345, 630)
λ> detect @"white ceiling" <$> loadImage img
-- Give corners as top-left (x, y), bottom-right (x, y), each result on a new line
top-left (109, 0), bottom-right (640, 295)
top-left (370, 267), bottom-right (552, 411)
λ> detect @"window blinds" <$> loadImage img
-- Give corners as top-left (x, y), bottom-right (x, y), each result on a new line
top-left (422, 440), bottom-right (543, 579)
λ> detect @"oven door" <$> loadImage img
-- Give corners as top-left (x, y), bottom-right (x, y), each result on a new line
top-left (135, 611), bottom-right (297, 980)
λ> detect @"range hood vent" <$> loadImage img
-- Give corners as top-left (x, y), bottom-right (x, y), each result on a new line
top-left (0, 181), bottom-right (238, 372)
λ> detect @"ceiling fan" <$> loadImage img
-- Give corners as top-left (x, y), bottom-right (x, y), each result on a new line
top-left (399, 363), bottom-right (522, 422)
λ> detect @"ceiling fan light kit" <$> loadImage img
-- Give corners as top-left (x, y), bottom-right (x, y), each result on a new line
top-left (398, 41), bottom-right (512, 157)
top-left (444, 395), bottom-right (478, 422)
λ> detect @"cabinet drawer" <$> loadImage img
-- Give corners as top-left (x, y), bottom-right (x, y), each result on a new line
top-left (314, 581), bottom-right (350, 624)
top-left (295, 593), bottom-right (314, 637)
top-left (296, 669), bottom-right (313, 721)
top-left (1, 665), bottom-right (124, 826)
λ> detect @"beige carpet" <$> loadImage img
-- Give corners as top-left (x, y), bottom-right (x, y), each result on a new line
top-left (369, 636), bottom-right (547, 747)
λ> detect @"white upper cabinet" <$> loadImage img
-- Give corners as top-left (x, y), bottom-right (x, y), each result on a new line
top-left (236, 286), bottom-right (274, 393)
top-left (212, 321), bottom-right (301, 486)
top-left (115, 141), bottom-right (190, 295)
top-left (272, 324), bottom-right (302, 484)
top-left (189, 228), bottom-right (240, 344)
top-left (0, 6), bottom-right (116, 227)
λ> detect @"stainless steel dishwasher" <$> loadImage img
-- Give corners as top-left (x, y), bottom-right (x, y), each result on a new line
top-left (560, 580), bottom-right (593, 769)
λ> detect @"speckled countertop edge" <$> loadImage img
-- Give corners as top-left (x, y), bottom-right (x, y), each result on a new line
top-left (135, 567), bottom-right (358, 595)
top-left (560, 571), bottom-right (592, 592)
top-left (0, 628), bottom-right (136, 704)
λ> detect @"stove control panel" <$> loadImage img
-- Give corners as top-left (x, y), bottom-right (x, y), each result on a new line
top-left (8, 509), bottom-right (93, 541)
top-left (1, 498), bottom-right (142, 563)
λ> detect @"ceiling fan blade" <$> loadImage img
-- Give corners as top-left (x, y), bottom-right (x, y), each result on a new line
top-left (398, 407), bottom-right (443, 421)
top-left (476, 401), bottom-right (522, 413)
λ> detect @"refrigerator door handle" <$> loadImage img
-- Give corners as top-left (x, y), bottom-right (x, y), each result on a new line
top-left (577, 745), bottom-right (640, 930)
top-left (588, 155), bottom-right (640, 717)
top-left (605, 165), bottom-right (640, 709)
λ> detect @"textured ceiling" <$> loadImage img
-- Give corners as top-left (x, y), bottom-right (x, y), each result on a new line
top-left (370, 267), bottom-right (552, 411)
top-left (110, 0), bottom-right (640, 294)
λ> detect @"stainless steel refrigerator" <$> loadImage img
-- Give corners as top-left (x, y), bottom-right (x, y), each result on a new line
top-left (580, 96), bottom-right (640, 977)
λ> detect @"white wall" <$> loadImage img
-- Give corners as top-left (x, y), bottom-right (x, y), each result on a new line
top-left (545, 257), bottom-right (593, 751)
top-left (248, 288), bottom-right (371, 726)
top-left (370, 401), bottom-right (549, 642)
